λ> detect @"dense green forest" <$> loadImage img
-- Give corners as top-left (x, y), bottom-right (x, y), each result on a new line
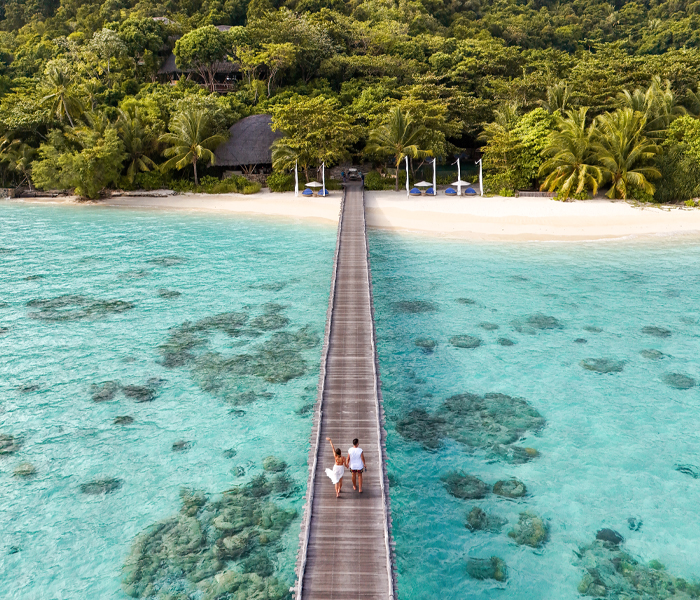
top-left (2, 0), bottom-right (700, 200)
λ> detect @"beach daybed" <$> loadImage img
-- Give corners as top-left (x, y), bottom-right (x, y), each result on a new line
top-left (318, 188), bottom-right (330, 197)
top-left (426, 187), bottom-right (435, 195)
top-left (302, 188), bottom-right (313, 197)
top-left (409, 187), bottom-right (422, 196)
top-left (465, 187), bottom-right (477, 195)
top-left (444, 187), bottom-right (457, 196)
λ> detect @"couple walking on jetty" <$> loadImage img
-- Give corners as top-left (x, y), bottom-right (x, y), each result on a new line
top-left (325, 437), bottom-right (366, 498)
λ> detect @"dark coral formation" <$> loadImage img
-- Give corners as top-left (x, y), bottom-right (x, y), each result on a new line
top-left (640, 349), bottom-right (665, 360)
top-left (27, 295), bottom-right (134, 321)
top-left (641, 326), bottom-right (671, 338)
top-left (114, 416), bottom-right (134, 425)
top-left (466, 557), bottom-right (508, 582)
top-left (157, 289), bottom-right (182, 299)
top-left (575, 536), bottom-right (700, 598)
top-left (584, 326), bottom-right (603, 333)
top-left (159, 306), bottom-right (319, 405)
top-left (450, 335), bottom-right (482, 349)
top-left (508, 511), bottom-right (549, 547)
top-left (122, 478), bottom-right (295, 599)
top-left (80, 478), bottom-right (123, 495)
top-left (493, 479), bottom-right (527, 498)
top-left (466, 507), bottom-right (507, 533)
top-left (122, 385), bottom-right (157, 402)
top-left (393, 300), bottom-right (438, 314)
top-left (511, 313), bottom-right (563, 334)
top-left (580, 358), bottom-right (625, 373)
top-left (414, 337), bottom-right (437, 353)
top-left (91, 381), bottom-right (120, 402)
top-left (172, 440), bottom-right (192, 452)
top-left (596, 528), bottom-right (624, 545)
top-left (663, 373), bottom-right (696, 389)
top-left (575, 338), bottom-right (588, 344)
top-left (24, 274), bottom-right (45, 281)
top-left (118, 269), bottom-right (151, 280)
top-left (396, 393), bottom-right (544, 458)
top-left (147, 255), bottom-right (186, 267)
top-left (262, 456), bottom-right (287, 473)
top-left (13, 462), bottom-right (36, 478)
top-left (441, 472), bottom-right (489, 499)
top-left (0, 247), bottom-right (16, 253)
top-left (0, 433), bottom-right (22, 455)
top-left (456, 297), bottom-right (476, 305)
top-left (479, 322), bottom-right (500, 331)
top-left (497, 337), bottom-right (516, 346)
top-left (16, 383), bottom-right (39, 393)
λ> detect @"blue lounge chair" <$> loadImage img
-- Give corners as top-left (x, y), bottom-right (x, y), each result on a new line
top-left (409, 187), bottom-right (422, 196)
top-left (465, 187), bottom-right (477, 195)
top-left (426, 187), bottom-right (435, 195)
top-left (444, 187), bottom-right (457, 196)
top-left (318, 188), bottom-right (329, 197)
top-left (302, 188), bottom-right (313, 196)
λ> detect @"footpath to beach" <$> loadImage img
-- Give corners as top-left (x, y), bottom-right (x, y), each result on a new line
top-left (16, 190), bottom-right (700, 241)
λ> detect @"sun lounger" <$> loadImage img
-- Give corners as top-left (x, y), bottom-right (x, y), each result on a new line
top-left (318, 188), bottom-right (330, 197)
top-left (409, 187), bottom-right (422, 196)
top-left (302, 188), bottom-right (313, 196)
top-left (464, 187), bottom-right (477, 195)
top-left (426, 187), bottom-right (435, 195)
top-left (444, 187), bottom-right (457, 196)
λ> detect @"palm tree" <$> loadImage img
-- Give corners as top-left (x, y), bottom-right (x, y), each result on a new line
top-left (365, 107), bottom-right (431, 191)
top-left (618, 76), bottom-right (685, 138)
top-left (159, 110), bottom-right (227, 186)
top-left (271, 139), bottom-right (314, 182)
top-left (539, 107), bottom-right (602, 200)
top-left (591, 108), bottom-right (660, 199)
top-left (0, 139), bottom-right (37, 189)
top-left (540, 83), bottom-right (571, 114)
top-left (118, 109), bottom-right (157, 183)
top-left (42, 65), bottom-right (83, 127)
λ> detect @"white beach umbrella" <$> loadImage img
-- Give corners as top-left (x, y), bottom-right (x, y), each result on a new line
top-left (305, 181), bottom-right (323, 187)
top-left (414, 181), bottom-right (432, 187)
top-left (451, 180), bottom-right (471, 186)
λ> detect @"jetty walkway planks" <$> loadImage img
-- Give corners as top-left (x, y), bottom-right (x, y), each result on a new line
top-left (294, 182), bottom-right (397, 600)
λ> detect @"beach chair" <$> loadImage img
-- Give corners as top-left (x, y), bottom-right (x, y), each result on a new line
top-left (444, 187), bottom-right (457, 196)
top-left (409, 187), bottom-right (422, 197)
top-left (426, 187), bottom-right (435, 195)
top-left (318, 188), bottom-right (330, 197)
top-left (464, 187), bottom-right (477, 196)
top-left (302, 188), bottom-right (313, 197)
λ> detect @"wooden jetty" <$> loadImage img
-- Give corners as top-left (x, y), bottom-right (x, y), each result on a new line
top-left (294, 182), bottom-right (397, 600)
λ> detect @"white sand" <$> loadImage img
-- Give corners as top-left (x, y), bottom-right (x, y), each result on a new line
top-left (13, 190), bottom-right (700, 241)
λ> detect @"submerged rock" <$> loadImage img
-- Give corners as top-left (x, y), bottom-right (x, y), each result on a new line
top-left (466, 507), bottom-right (507, 533)
top-left (489, 444), bottom-right (540, 464)
top-left (640, 349), bottom-right (665, 360)
top-left (574, 536), bottom-right (698, 599)
top-left (393, 300), bottom-right (438, 314)
top-left (24, 274), bottom-right (45, 281)
top-left (113, 416), bottom-right (134, 425)
top-left (13, 462), bottom-right (36, 478)
top-left (663, 372), bottom-right (696, 389)
top-left (574, 338), bottom-right (588, 344)
top-left (627, 517), bottom-right (643, 531)
top-left (449, 335), bottom-right (482, 349)
top-left (479, 322), bottom-right (499, 331)
top-left (172, 440), bottom-right (192, 452)
top-left (0, 433), bottom-right (21, 455)
top-left (580, 358), bottom-right (625, 373)
top-left (122, 385), bottom-right (157, 402)
top-left (26, 295), bottom-right (134, 322)
top-left (118, 269), bottom-right (150, 280)
top-left (493, 479), bottom-right (527, 498)
top-left (441, 472), bottom-right (489, 499)
top-left (508, 511), bottom-right (548, 547)
top-left (466, 557), bottom-right (507, 582)
top-left (675, 464), bottom-right (700, 479)
top-left (641, 326), bottom-right (671, 338)
top-left (497, 337), bottom-right (516, 346)
top-left (584, 326), bottom-right (603, 333)
top-left (0, 326), bottom-right (9, 335)
top-left (512, 313), bottom-right (563, 334)
top-left (90, 381), bottom-right (120, 402)
top-left (147, 255), bottom-right (186, 267)
top-left (121, 474), bottom-right (295, 599)
top-left (223, 448), bottom-right (237, 459)
top-left (456, 297), bottom-right (476, 305)
top-left (596, 528), bottom-right (624, 545)
top-left (16, 383), bottom-right (39, 394)
top-left (157, 289), bottom-right (181, 299)
top-left (262, 456), bottom-right (287, 473)
top-left (395, 408), bottom-right (445, 450)
top-left (414, 337), bottom-right (437, 352)
top-left (80, 478), bottom-right (123, 495)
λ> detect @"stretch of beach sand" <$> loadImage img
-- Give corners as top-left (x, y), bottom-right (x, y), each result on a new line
top-left (14, 190), bottom-right (700, 241)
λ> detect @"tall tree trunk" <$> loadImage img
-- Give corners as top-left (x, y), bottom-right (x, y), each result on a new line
top-left (395, 157), bottom-right (400, 192)
top-left (193, 159), bottom-right (198, 186)
top-left (65, 102), bottom-right (74, 128)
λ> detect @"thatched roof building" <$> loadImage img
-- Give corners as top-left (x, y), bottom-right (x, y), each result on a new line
top-left (215, 114), bottom-right (284, 168)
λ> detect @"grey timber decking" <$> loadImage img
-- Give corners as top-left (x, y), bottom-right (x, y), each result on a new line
top-left (294, 183), bottom-right (396, 600)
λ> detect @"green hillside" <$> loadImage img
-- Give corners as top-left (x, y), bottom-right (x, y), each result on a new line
top-left (2, 0), bottom-right (700, 200)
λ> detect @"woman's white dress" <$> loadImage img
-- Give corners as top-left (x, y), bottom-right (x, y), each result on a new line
top-left (326, 463), bottom-right (345, 484)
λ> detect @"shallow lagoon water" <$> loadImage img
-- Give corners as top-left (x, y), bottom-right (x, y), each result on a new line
top-left (0, 203), bottom-right (334, 599)
top-left (369, 231), bottom-right (700, 599)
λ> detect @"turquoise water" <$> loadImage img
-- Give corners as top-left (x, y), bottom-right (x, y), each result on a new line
top-left (369, 232), bottom-right (700, 599)
top-left (0, 203), bottom-right (334, 599)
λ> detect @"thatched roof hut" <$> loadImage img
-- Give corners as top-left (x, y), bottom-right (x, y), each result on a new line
top-left (215, 114), bottom-right (284, 167)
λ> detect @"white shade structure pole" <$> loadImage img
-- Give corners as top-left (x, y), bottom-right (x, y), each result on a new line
top-left (476, 158), bottom-right (483, 196)
top-left (294, 160), bottom-right (299, 197)
top-left (405, 155), bottom-right (409, 198)
top-left (322, 162), bottom-right (325, 192)
top-left (457, 158), bottom-right (461, 196)
top-left (432, 158), bottom-right (437, 195)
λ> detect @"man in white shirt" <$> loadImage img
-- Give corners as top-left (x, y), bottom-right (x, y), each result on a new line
top-left (347, 438), bottom-right (366, 493)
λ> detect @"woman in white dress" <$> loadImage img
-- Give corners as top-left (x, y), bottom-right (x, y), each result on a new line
top-left (325, 437), bottom-right (345, 498)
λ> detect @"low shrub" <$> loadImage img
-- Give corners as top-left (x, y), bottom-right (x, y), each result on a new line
top-left (200, 174), bottom-right (261, 194)
top-left (135, 170), bottom-right (170, 191)
top-left (267, 172), bottom-right (296, 192)
top-left (364, 171), bottom-right (396, 190)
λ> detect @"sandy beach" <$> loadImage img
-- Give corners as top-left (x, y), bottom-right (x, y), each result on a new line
top-left (12, 190), bottom-right (700, 241)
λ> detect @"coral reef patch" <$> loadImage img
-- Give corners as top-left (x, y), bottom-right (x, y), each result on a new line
top-left (91, 381), bottom-right (120, 402)
top-left (114, 416), bottom-right (134, 425)
top-left (584, 326), bottom-right (603, 333)
top-left (13, 462), bottom-right (36, 478)
top-left (121, 476), bottom-right (295, 599)
top-left (493, 479), bottom-right (527, 498)
top-left (157, 289), bottom-right (182, 299)
top-left (511, 313), bottom-right (563, 334)
top-left (497, 337), bottom-right (515, 346)
top-left (466, 557), bottom-right (508, 582)
top-left (441, 472), bottom-right (490, 499)
top-left (27, 295), bottom-right (134, 321)
top-left (479, 322), bottom-right (499, 331)
top-left (450, 335), bottom-right (482, 349)
top-left (147, 255), bottom-right (186, 267)
top-left (508, 511), bottom-right (549, 547)
top-left (641, 326), bottom-right (671, 338)
top-left (414, 337), bottom-right (437, 353)
top-left (466, 507), bottom-right (507, 533)
top-left (0, 433), bottom-right (22, 455)
top-left (662, 373), bottom-right (696, 389)
top-left (80, 478), bottom-right (123, 495)
top-left (580, 358), bottom-right (625, 373)
top-left (393, 300), bottom-right (438, 314)
top-left (640, 349), bottom-right (665, 360)
top-left (456, 297), bottom-right (476, 305)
